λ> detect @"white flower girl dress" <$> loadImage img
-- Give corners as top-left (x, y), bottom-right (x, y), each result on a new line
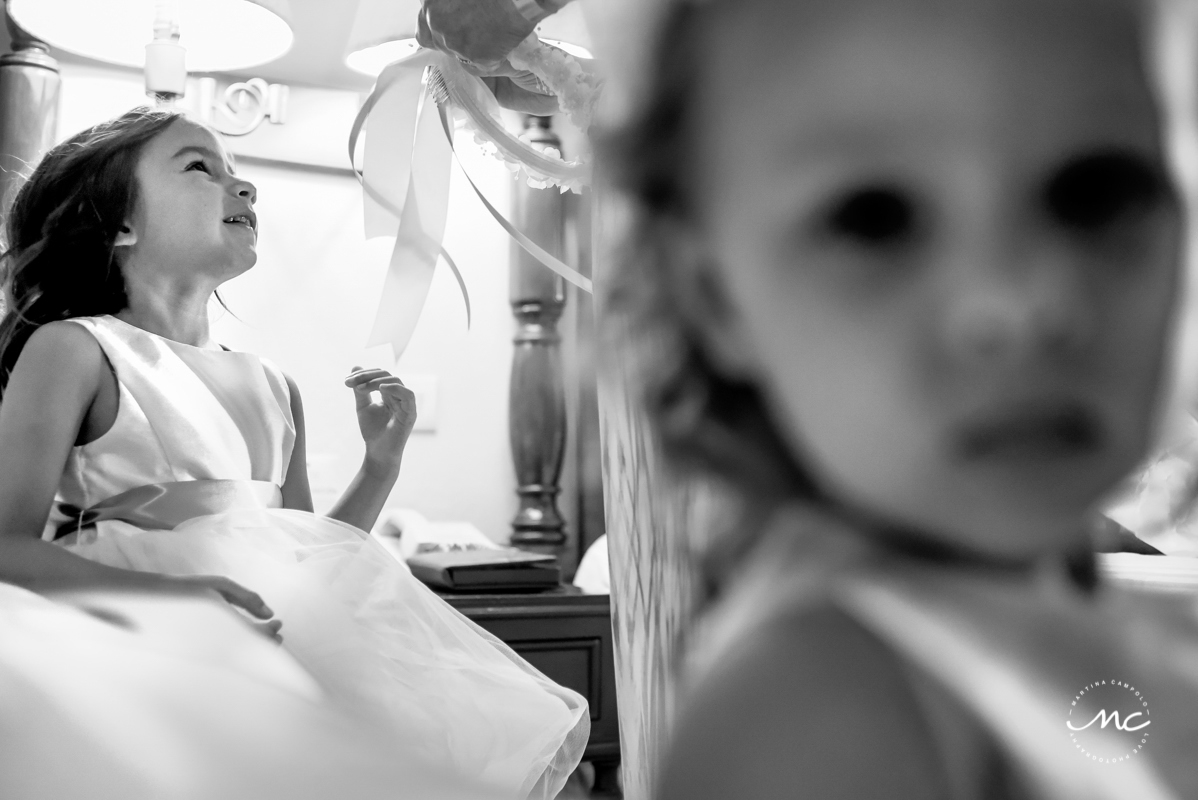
top-left (41, 315), bottom-right (589, 799)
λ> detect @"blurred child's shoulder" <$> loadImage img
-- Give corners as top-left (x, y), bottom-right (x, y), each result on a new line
top-left (660, 602), bottom-right (949, 800)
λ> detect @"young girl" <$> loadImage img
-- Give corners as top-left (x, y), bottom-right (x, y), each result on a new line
top-left (603, 0), bottom-right (1198, 797)
top-left (0, 107), bottom-right (586, 799)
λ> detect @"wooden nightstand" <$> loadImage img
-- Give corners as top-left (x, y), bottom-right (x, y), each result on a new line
top-left (442, 588), bottom-right (621, 794)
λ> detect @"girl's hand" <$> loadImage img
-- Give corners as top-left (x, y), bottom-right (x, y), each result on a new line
top-left (344, 366), bottom-right (418, 477)
top-left (170, 574), bottom-right (283, 643)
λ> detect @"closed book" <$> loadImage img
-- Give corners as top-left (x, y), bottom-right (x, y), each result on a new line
top-left (407, 548), bottom-right (561, 591)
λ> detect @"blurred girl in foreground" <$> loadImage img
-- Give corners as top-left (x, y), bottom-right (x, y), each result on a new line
top-left (604, 0), bottom-right (1198, 796)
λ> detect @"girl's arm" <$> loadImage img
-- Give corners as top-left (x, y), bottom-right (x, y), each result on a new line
top-left (0, 323), bottom-right (273, 621)
top-left (326, 463), bottom-right (402, 534)
top-left (279, 370), bottom-right (416, 533)
top-left (279, 374), bottom-right (315, 513)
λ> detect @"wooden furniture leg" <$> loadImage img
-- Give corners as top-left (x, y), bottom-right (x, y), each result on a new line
top-left (591, 757), bottom-right (622, 797)
top-left (509, 114), bottom-right (569, 559)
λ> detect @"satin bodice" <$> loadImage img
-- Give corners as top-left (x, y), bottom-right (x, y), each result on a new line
top-left (43, 315), bottom-right (296, 541)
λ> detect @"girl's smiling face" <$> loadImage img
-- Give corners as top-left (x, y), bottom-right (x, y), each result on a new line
top-left (123, 118), bottom-right (258, 283)
top-left (691, 0), bottom-right (1182, 556)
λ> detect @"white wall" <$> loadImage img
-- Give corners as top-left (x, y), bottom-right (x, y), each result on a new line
top-left (55, 64), bottom-right (520, 542)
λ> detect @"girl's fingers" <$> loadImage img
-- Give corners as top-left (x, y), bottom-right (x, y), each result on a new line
top-left (376, 382), bottom-right (415, 400)
top-left (374, 384), bottom-right (416, 412)
top-left (352, 376), bottom-right (403, 390)
top-left (210, 576), bottom-right (273, 620)
top-left (173, 575), bottom-right (277, 623)
top-left (346, 369), bottom-right (415, 419)
top-left (381, 390), bottom-right (417, 418)
top-left (352, 377), bottom-right (412, 396)
top-left (345, 365), bottom-right (385, 377)
top-left (344, 366), bottom-right (404, 385)
top-left (253, 618), bottom-right (284, 645)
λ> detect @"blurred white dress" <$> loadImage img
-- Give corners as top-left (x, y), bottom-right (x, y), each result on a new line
top-left (40, 315), bottom-right (588, 800)
top-left (689, 504), bottom-right (1198, 800)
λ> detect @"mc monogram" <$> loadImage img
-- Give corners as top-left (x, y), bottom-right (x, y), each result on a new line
top-left (1066, 680), bottom-right (1151, 763)
top-left (1066, 709), bottom-right (1151, 733)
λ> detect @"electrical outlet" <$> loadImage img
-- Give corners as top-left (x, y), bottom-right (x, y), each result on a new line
top-left (403, 374), bottom-right (439, 433)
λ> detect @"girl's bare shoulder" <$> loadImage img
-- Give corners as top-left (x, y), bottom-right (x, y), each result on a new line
top-left (19, 320), bottom-right (104, 374)
top-left (8, 321), bottom-right (106, 405)
top-left (658, 602), bottom-right (949, 800)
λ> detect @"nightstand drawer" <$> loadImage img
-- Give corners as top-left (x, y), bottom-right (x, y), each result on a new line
top-left (444, 590), bottom-right (620, 762)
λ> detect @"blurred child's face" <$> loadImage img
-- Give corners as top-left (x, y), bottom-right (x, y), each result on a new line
top-left (693, 0), bottom-right (1182, 556)
top-left (124, 118), bottom-right (258, 283)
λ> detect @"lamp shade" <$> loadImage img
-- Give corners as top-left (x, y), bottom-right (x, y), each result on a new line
top-left (8, 0), bottom-right (294, 72)
top-left (344, 0), bottom-right (592, 77)
top-left (344, 0), bottom-right (420, 77)
top-left (345, 39), bottom-right (422, 78)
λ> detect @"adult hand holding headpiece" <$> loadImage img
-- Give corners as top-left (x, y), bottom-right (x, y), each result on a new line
top-left (416, 0), bottom-right (575, 114)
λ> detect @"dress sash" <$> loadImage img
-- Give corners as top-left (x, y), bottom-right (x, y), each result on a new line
top-left (54, 480), bottom-right (283, 541)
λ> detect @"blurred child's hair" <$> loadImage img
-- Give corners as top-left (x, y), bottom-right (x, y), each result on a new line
top-left (596, 4), bottom-right (837, 591)
top-left (600, 3), bottom-right (823, 524)
top-left (0, 106), bottom-right (184, 398)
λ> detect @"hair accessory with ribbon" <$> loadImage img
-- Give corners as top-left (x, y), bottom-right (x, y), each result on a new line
top-left (507, 35), bottom-right (603, 131)
top-left (350, 46), bottom-right (594, 358)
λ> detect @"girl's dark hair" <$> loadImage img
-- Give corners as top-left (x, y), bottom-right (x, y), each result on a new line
top-left (0, 106), bottom-right (184, 398)
top-left (598, 4), bottom-right (825, 580)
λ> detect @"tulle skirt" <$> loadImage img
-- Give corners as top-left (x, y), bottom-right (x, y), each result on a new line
top-left (0, 582), bottom-right (503, 800)
top-left (65, 509), bottom-right (590, 800)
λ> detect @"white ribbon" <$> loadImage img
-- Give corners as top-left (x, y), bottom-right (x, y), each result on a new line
top-left (350, 48), bottom-right (592, 358)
